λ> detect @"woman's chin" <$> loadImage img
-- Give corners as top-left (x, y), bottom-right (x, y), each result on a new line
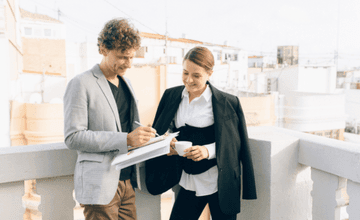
top-left (185, 85), bottom-right (197, 91)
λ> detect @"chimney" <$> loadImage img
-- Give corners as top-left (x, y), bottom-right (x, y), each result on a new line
top-left (224, 40), bottom-right (228, 46)
top-left (182, 33), bottom-right (187, 39)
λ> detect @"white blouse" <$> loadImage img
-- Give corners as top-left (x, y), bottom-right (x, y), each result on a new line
top-left (175, 85), bottom-right (218, 197)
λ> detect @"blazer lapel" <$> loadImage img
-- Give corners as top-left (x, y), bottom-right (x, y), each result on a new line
top-left (91, 65), bottom-right (121, 131)
top-left (208, 82), bottom-right (227, 156)
top-left (154, 86), bottom-right (184, 135)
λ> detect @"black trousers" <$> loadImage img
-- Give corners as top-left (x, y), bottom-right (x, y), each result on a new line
top-left (169, 187), bottom-right (237, 220)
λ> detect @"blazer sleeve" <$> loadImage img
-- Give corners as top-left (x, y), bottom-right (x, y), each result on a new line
top-left (152, 89), bottom-right (171, 134)
top-left (236, 97), bottom-right (257, 200)
top-left (146, 89), bottom-right (183, 195)
top-left (63, 76), bottom-right (128, 153)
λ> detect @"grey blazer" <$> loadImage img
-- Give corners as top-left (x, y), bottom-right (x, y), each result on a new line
top-left (64, 64), bottom-right (142, 205)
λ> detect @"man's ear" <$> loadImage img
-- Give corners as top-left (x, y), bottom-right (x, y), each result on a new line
top-left (208, 70), bottom-right (214, 78)
top-left (100, 45), bottom-right (108, 56)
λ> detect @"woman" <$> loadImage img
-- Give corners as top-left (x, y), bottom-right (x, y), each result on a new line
top-left (146, 46), bottom-right (257, 220)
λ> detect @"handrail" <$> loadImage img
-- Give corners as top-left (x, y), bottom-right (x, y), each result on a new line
top-left (0, 142), bottom-right (77, 184)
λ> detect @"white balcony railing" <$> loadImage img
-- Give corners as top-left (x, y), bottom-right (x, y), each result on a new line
top-left (0, 143), bottom-right (160, 220)
top-left (1, 126), bottom-right (360, 220)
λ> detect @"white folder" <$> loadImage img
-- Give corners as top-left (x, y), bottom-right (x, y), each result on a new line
top-left (111, 132), bottom-right (179, 170)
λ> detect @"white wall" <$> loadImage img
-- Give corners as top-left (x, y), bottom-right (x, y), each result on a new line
top-left (344, 89), bottom-right (360, 121)
top-left (275, 66), bottom-right (299, 95)
top-left (298, 66), bottom-right (336, 93)
top-left (264, 65), bottom-right (337, 95)
top-left (283, 91), bottom-right (346, 132)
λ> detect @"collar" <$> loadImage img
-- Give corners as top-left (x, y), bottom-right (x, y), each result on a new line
top-left (181, 84), bottom-right (212, 102)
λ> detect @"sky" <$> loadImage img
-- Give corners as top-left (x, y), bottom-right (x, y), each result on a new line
top-left (19, 0), bottom-right (360, 70)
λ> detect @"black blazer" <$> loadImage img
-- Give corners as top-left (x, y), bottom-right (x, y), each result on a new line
top-left (145, 82), bottom-right (257, 215)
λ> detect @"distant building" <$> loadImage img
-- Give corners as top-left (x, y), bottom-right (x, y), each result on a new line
top-left (277, 45), bottom-right (299, 65)
top-left (8, 9), bottom-right (68, 104)
top-left (247, 64), bottom-right (345, 140)
top-left (265, 65), bottom-right (337, 95)
top-left (0, 0), bottom-right (23, 148)
top-left (248, 55), bottom-right (274, 68)
top-left (20, 8), bottom-right (67, 76)
top-left (336, 69), bottom-right (360, 89)
top-left (68, 32), bottom-right (249, 91)
top-left (136, 32), bottom-right (248, 90)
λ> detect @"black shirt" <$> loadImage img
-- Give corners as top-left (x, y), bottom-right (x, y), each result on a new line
top-left (108, 76), bottom-right (133, 181)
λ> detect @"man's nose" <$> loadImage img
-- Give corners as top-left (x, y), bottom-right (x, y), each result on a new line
top-left (124, 59), bottom-right (132, 68)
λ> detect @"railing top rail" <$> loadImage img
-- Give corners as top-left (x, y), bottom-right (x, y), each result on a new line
top-left (0, 142), bottom-right (77, 184)
top-left (249, 126), bottom-right (360, 183)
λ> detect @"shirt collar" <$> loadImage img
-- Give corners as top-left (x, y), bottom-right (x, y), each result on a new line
top-left (182, 85), bottom-right (212, 102)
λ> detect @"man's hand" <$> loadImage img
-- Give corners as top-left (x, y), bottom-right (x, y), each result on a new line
top-left (167, 137), bottom-right (178, 156)
top-left (127, 126), bottom-right (156, 148)
top-left (183, 146), bottom-right (209, 161)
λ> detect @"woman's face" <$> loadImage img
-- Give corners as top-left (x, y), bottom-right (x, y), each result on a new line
top-left (182, 60), bottom-right (212, 96)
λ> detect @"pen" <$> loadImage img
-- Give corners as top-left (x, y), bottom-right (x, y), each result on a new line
top-left (134, 121), bottom-right (160, 137)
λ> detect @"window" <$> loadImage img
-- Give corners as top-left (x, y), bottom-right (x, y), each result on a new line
top-left (44, 29), bottom-right (52, 37)
top-left (163, 48), bottom-right (166, 54)
top-left (24, 27), bottom-right (32, 36)
top-left (231, 54), bottom-right (238, 61)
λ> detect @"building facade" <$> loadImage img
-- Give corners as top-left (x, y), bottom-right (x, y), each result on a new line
top-left (248, 55), bottom-right (274, 68)
top-left (0, 0), bottom-right (23, 148)
top-left (20, 8), bottom-right (66, 76)
top-left (277, 45), bottom-right (299, 65)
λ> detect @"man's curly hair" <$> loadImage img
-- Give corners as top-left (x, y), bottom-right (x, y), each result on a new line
top-left (97, 18), bottom-right (141, 53)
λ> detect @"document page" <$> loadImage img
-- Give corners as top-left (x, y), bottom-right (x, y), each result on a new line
top-left (111, 132), bottom-right (179, 170)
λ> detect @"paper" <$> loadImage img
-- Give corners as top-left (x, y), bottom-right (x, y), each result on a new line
top-left (128, 134), bottom-right (167, 151)
top-left (111, 132), bottom-right (179, 170)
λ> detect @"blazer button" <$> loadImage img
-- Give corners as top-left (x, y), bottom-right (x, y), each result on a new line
top-left (220, 168), bottom-right (223, 172)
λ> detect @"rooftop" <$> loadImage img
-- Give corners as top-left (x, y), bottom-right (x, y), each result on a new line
top-left (20, 8), bottom-right (62, 24)
top-left (140, 32), bottom-right (240, 49)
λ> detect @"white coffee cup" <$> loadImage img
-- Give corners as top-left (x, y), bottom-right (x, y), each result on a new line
top-left (175, 141), bottom-right (192, 156)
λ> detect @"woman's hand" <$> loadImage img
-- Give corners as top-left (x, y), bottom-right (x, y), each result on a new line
top-left (183, 146), bottom-right (209, 161)
top-left (167, 137), bottom-right (178, 156)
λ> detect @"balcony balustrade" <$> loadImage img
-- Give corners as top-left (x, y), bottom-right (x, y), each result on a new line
top-left (1, 126), bottom-right (359, 220)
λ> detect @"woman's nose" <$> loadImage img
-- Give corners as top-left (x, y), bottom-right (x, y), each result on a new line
top-left (187, 77), bottom-right (193, 83)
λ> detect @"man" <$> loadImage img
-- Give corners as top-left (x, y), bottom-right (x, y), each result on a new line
top-left (64, 18), bottom-right (156, 220)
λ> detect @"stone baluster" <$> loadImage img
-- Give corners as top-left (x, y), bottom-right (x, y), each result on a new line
top-left (0, 181), bottom-right (25, 220)
top-left (347, 180), bottom-right (360, 219)
top-left (335, 177), bottom-right (349, 220)
top-left (311, 168), bottom-right (339, 220)
top-left (37, 175), bottom-right (75, 220)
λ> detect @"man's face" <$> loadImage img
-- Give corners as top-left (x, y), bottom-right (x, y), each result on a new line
top-left (103, 48), bottom-right (136, 76)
